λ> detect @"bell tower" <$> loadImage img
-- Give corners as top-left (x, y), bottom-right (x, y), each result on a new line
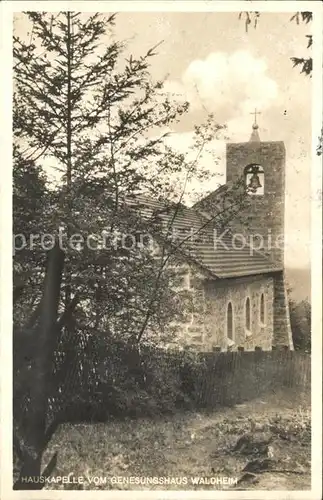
top-left (226, 114), bottom-right (286, 267)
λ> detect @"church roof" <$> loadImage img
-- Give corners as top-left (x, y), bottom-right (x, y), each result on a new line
top-left (129, 194), bottom-right (281, 279)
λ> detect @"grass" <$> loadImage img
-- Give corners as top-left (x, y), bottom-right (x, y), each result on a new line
top-left (40, 391), bottom-right (311, 491)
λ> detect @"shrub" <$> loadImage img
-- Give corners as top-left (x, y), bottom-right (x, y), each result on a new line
top-left (289, 299), bottom-right (311, 352)
top-left (53, 335), bottom-right (206, 421)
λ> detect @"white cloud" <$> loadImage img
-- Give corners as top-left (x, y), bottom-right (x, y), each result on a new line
top-left (164, 50), bottom-right (279, 127)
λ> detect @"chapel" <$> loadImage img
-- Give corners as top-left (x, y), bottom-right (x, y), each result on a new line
top-left (135, 116), bottom-right (294, 351)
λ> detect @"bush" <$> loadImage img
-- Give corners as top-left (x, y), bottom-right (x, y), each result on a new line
top-left (53, 335), bottom-right (206, 422)
top-left (289, 299), bottom-right (311, 353)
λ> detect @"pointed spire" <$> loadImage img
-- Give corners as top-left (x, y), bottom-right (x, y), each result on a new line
top-left (249, 108), bottom-right (261, 142)
top-left (250, 123), bottom-right (261, 142)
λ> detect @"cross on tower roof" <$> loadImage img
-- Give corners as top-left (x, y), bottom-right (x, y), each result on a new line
top-left (250, 108), bottom-right (261, 126)
top-left (249, 108), bottom-right (261, 142)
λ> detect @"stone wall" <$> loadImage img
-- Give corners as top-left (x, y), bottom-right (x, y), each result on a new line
top-left (273, 271), bottom-right (294, 349)
top-left (167, 268), bottom-right (275, 351)
top-left (226, 141), bottom-right (286, 267)
top-left (165, 264), bottom-right (207, 349)
top-left (162, 267), bottom-right (293, 352)
top-left (202, 275), bottom-right (274, 351)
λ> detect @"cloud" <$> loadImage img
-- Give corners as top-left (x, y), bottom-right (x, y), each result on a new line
top-left (163, 50), bottom-right (279, 127)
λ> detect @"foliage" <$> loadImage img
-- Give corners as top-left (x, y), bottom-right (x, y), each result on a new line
top-left (13, 11), bottom-right (249, 345)
top-left (289, 297), bottom-right (311, 352)
top-left (268, 407), bottom-right (311, 443)
top-left (31, 400), bottom-right (310, 491)
top-left (54, 338), bottom-right (206, 420)
top-left (316, 128), bottom-right (322, 156)
top-left (12, 15), bottom-right (251, 478)
top-left (290, 12), bottom-right (312, 77)
top-left (13, 11), bottom-right (201, 486)
top-left (239, 11), bottom-right (313, 77)
top-left (238, 11), bottom-right (260, 32)
top-left (13, 145), bottom-right (51, 325)
top-left (48, 342), bottom-right (310, 423)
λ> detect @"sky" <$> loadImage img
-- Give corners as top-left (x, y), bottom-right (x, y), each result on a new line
top-left (13, 11), bottom-right (312, 269)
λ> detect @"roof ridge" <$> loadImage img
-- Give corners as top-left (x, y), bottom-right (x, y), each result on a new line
top-left (124, 194), bottom-right (281, 279)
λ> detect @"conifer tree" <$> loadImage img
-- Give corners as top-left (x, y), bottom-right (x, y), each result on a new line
top-left (13, 12), bottom-right (251, 486)
top-left (239, 11), bottom-right (313, 76)
top-left (14, 11), bottom-right (246, 342)
top-left (14, 11), bottom-right (192, 334)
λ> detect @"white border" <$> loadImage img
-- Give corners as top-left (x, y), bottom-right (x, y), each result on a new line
top-left (1, 0), bottom-right (322, 13)
top-left (1, 2), bottom-right (322, 500)
top-left (310, 3), bottom-right (323, 498)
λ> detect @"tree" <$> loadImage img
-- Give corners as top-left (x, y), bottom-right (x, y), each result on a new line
top-left (13, 145), bottom-right (51, 324)
top-left (289, 12), bottom-right (312, 77)
top-left (239, 11), bottom-right (313, 76)
top-left (13, 11), bottom-right (252, 486)
top-left (239, 12), bottom-right (322, 159)
top-left (13, 11), bottom-right (249, 344)
top-left (289, 297), bottom-right (311, 353)
top-left (14, 243), bottom-right (65, 489)
top-left (14, 12), bottom-right (183, 334)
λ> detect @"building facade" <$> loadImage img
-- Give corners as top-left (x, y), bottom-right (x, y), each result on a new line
top-left (138, 120), bottom-right (294, 351)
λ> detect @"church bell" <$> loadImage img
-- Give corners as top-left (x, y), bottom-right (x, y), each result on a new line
top-left (248, 172), bottom-right (262, 192)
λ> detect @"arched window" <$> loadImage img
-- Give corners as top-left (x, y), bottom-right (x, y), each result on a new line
top-left (260, 293), bottom-right (265, 324)
top-left (245, 297), bottom-right (251, 330)
top-left (244, 164), bottom-right (264, 196)
top-left (227, 302), bottom-right (233, 340)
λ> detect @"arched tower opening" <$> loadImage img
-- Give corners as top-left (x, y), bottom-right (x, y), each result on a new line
top-left (244, 164), bottom-right (265, 195)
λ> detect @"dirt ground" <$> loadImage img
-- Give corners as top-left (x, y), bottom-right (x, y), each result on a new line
top-left (41, 391), bottom-right (311, 491)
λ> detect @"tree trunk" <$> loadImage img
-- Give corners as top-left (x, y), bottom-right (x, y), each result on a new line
top-left (14, 242), bottom-right (64, 489)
